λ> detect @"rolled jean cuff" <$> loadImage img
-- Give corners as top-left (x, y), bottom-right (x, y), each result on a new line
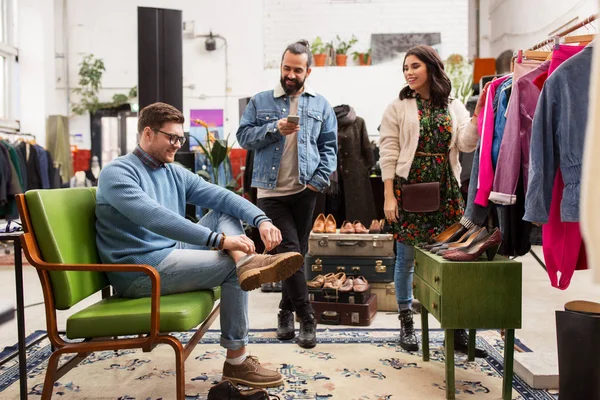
top-left (398, 301), bottom-right (412, 312)
top-left (220, 335), bottom-right (249, 351)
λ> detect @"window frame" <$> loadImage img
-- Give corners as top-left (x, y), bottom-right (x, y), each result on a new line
top-left (0, 0), bottom-right (18, 132)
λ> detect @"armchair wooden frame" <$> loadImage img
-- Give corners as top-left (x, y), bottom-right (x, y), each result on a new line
top-left (16, 194), bottom-right (221, 400)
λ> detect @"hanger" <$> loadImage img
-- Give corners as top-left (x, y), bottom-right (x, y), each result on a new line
top-left (523, 50), bottom-right (551, 61)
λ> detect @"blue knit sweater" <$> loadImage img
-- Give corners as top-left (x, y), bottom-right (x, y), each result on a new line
top-left (96, 151), bottom-right (270, 292)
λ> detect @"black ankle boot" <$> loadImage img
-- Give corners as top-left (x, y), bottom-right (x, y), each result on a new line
top-left (277, 310), bottom-right (295, 340)
top-left (453, 329), bottom-right (488, 358)
top-left (398, 309), bottom-right (419, 352)
top-left (297, 314), bottom-right (317, 348)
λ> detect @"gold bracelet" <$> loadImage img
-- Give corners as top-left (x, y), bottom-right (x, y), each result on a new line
top-left (218, 232), bottom-right (226, 250)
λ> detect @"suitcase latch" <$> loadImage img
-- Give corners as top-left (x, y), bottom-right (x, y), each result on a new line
top-left (352, 266), bottom-right (360, 274)
top-left (312, 258), bottom-right (323, 272)
top-left (351, 312), bottom-right (360, 324)
top-left (337, 266), bottom-right (346, 272)
top-left (375, 260), bottom-right (386, 273)
top-left (372, 235), bottom-right (382, 248)
top-left (318, 236), bottom-right (329, 247)
top-left (386, 284), bottom-right (395, 295)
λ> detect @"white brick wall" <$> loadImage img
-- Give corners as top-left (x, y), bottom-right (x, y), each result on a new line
top-left (488, 0), bottom-right (597, 56)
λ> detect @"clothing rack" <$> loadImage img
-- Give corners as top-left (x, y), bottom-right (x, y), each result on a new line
top-left (529, 14), bottom-right (597, 50)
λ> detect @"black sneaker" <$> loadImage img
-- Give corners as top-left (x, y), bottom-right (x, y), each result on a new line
top-left (453, 329), bottom-right (488, 358)
top-left (297, 314), bottom-right (317, 349)
top-left (272, 281), bottom-right (282, 292)
top-left (276, 310), bottom-right (295, 340)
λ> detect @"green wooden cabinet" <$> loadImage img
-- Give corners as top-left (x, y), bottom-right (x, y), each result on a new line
top-left (414, 247), bottom-right (522, 400)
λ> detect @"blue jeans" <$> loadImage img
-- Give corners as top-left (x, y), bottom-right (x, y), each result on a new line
top-left (394, 242), bottom-right (415, 311)
top-left (121, 211), bottom-right (249, 351)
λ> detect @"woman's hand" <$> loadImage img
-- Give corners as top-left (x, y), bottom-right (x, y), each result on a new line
top-left (472, 81), bottom-right (493, 123)
top-left (384, 195), bottom-right (399, 223)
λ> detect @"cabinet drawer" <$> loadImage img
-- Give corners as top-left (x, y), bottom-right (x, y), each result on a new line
top-left (413, 275), bottom-right (441, 321)
top-left (414, 251), bottom-right (443, 292)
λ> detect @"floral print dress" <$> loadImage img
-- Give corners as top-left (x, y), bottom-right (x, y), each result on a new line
top-left (391, 98), bottom-right (465, 245)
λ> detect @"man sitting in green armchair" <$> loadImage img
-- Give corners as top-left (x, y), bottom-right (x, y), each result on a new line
top-left (95, 102), bottom-right (303, 388)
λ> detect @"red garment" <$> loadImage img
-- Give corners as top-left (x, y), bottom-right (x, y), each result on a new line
top-left (541, 44), bottom-right (588, 290)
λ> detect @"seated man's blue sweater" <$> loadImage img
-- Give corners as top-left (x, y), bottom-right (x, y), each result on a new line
top-left (96, 150), bottom-right (270, 293)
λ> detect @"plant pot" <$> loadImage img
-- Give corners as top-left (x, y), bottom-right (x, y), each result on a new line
top-left (314, 53), bottom-right (327, 67)
top-left (359, 54), bottom-right (372, 66)
top-left (335, 54), bottom-right (347, 67)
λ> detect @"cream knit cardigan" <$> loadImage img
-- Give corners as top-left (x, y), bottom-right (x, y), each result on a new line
top-left (379, 97), bottom-right (479, 185)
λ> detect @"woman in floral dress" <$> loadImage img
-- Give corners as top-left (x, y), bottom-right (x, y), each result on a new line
top-left (378, 45), bottom-right (483, 352)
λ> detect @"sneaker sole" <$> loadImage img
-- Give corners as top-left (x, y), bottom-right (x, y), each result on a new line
top-left (238, 253), bottom-right (303, 291)
top-left (222, 376), bottom-right (284, 388)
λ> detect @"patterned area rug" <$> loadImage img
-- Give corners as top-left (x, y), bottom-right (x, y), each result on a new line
top-left (0, 329), bottom-right (557, 399)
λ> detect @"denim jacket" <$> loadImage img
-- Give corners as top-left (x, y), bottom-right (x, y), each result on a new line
top-left (236, 83), bottom-right (338, 192)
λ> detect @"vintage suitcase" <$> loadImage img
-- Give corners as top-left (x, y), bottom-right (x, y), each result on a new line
top-left (370, 282), bottom-right (397, 312)
top-left (305, 255), bottom-right (395, 283)
top-left (308, 230), bottom-right (394, 257)
top-left (308, 287), bottom-right (371, 304)
top-left (311, 294), bottom-right (378, 326)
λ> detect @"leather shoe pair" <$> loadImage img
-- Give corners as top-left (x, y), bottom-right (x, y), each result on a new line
top-left (207, 380), bottom-right (272, 399)
top-left (452, 329), bottom-right (488, 358)
top-left (368, 219), bottom-right (386, 233)
top-left (340, 220), bottom-right (369, 234)
top-left (312, 213), bottom-right (336, 233)
top-left (338, 276), bottom-right (369, 293)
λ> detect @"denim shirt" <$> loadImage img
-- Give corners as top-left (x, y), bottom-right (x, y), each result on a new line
top-left (236, 83), bottom-right (338, 192)
top-left (524, 46), bottom-right (592, 223)
top-left (492, 77), bottom-right (512, 169)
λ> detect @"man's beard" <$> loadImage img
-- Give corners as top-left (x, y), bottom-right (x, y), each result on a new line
top-left (280, 76), bottom-right (304, 95)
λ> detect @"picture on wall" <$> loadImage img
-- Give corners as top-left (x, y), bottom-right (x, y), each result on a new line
top-left (189, 109), bottom-right (224, 148)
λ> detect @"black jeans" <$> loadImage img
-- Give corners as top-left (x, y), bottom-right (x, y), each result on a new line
top-left (257, 188), bottom-right (317, 318)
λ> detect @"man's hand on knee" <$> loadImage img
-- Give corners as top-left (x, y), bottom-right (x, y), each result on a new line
top-left (258, 221), bottom-right (282, 251)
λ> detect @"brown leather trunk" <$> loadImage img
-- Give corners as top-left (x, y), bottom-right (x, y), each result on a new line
top-left (311, 294), bottom-right (377, 326)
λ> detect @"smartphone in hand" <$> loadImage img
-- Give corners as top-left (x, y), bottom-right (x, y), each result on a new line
top-left (287, 115), bottom-right (300, 125)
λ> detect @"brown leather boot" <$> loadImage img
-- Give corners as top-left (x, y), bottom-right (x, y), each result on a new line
top-left (237, 253), bottom-right (303, 291)
top-left (222, 356), bottom-right (283, 388)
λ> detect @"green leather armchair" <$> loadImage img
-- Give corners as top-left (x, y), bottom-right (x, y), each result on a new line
top-left (16, 188), bottom-right (221, 400)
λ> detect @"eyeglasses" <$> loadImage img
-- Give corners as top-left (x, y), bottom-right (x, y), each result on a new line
top-left (152, 129), bottom-right (187, 146)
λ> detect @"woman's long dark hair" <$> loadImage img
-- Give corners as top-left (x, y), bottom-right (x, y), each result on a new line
top-left (399, 45), bottom-right (452, 109)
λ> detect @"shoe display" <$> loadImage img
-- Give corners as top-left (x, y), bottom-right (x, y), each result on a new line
top-left (222, 355), bottom-right (284, 388)
top-left (432, 226), bottom-right (485, 255)
top-left (277, 309), bottom-right (295, 340)
top-left (323, 272), bottom-right (346, 289)
top-left (352, 276), bottom-right (369, 292)
top-left (453, 329), bottom-right (488, 358)
top-left (422, 223), bottom-right (469, 250)
top-left (297, 314), bottom-right (317, 348)
top-left (442, 228), bottom-right (502, 261)
top-left (398, 309), bottom-right (419, 352)
top-left (311, 213), bottom-right (326, 233)
top-left (306, 273), bottom-right (334, 289)
top-left (353, 220), bottom-right (369, 234)
top-left (368, 219), bottom-right (381, 233)
top-left (207, 380), bottom-right (271, 400)
top-left (324, 214), bottom-right (337, 233)
top-left (237, 252), bottom-right (303, 291)
top-left (429, 225), bottom-right (478, 254)
top-left (338, 277), bottom-right (354, 292)
top-left (340, 220), bottom-right (355, 233)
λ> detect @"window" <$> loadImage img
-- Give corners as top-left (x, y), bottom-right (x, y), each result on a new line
top-left (0, 0), bottom-right (18, 131)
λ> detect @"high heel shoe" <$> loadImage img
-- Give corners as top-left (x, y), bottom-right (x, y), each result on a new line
top-left (312, 213), bottom-right (326, 233)
top-left (433, 226), bottom-right (486, 255)
top-left (429, 225), bottom-right (478, 254)
top-left (421, 222), bottom-right (467, 250)
top-left (442, 228), bottom-right (502, 261)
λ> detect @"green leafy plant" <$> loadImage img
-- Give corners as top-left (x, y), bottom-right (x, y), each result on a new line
top-left (445, 54), bottom-right (474, 104)
top-left (335, 35), bottom-right (358, 55)
top-left (71, 54), bottom-right (137, 115)
top-left (190, 120), bottom-right (239, 191)
top-left (352, 48), bottom-right (371, 63)
top-left (311, 36), bottom-right (328, 54)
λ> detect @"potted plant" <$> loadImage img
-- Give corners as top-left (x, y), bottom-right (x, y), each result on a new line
top-left (352, 48), bottom-right (372, 66)
top-left (334, 35), bottom-right (358, 66)
top-left (311, 37), bottom-right (328, 67)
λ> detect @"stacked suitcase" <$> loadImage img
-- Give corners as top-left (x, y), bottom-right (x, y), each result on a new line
top-left (306, 230), bottom-right (396, 326)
